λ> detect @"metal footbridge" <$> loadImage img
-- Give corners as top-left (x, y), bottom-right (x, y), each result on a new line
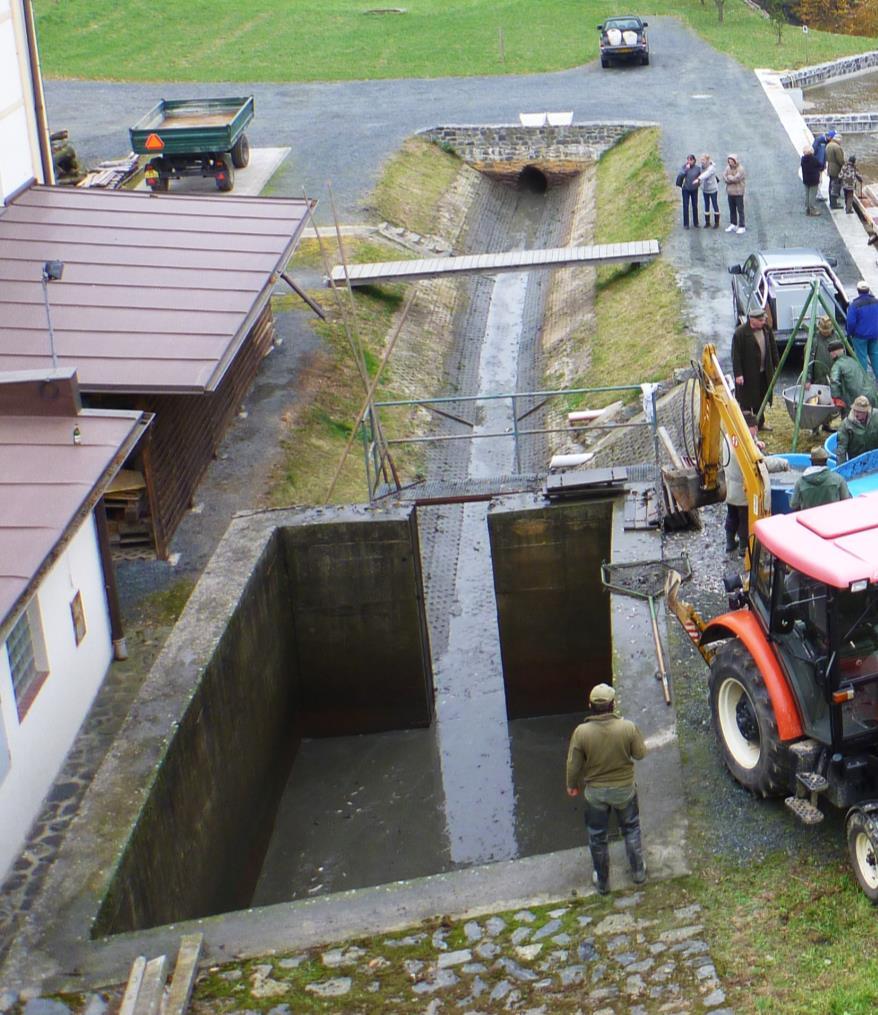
top-left (327, 239), bottom-right (661, 287)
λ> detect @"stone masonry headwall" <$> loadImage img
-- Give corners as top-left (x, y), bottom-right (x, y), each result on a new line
top-left (418, 123), bottom-right (656, 177)
top-left (781, 50), bottom-right (878, 91)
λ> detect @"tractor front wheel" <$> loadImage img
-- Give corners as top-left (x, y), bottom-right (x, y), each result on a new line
top-left (847, 811), bottom-right (878, 903)
top-left (708, 640), bottom-right (794, 797)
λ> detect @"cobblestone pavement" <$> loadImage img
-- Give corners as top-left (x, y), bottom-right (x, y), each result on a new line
top-left (1, 890), bottom-right (735, 1014)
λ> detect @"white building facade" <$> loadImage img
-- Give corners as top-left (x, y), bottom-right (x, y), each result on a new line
top-left (0, 514), bottom-right (114, 877)
top-left (0, 0), bottom-right (50, 202)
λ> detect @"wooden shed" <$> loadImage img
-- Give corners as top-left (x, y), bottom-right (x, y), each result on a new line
top-left (0, 184), bottom-right (312, 556)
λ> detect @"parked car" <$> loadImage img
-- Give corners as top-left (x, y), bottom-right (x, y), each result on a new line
top-left (597, 16), bottom-right (649, 67)
top-left (729, 249), bottom-right (849, 346)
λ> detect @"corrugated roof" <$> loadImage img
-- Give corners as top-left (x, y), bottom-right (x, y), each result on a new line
top-left (0, 185), bottom-right (311, 394)
top-left (0, 409), bottom-right (149, 632)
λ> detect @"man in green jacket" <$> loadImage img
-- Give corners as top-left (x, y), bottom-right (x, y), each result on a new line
top-left (837, 395), bottom-right (878, 463)
top-left (826, 133), bottom-right (845, 209)
top-left (790, 446), bottom-right (851, 509)
top-left (828, 340), bottom-right (878, 412)
top-left (566, 683), bottom-right (647, 895)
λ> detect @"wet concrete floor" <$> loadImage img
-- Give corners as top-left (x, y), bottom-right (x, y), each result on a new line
top-left (804, 70), bottom-right (878, 182)
top-left (254, 179), bottom-right (603, 903)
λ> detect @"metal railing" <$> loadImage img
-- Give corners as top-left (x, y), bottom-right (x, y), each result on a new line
top-left (361, 382), bottom-right (662, 502)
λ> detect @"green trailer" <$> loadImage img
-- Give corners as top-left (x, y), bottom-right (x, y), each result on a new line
top-left (129, 96), bottom-right (255, 193)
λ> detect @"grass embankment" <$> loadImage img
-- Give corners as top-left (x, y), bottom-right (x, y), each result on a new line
top-left (33, 0), bottom-right (874, 82)
top-left (570, 127), bottom-right (687, 408)
top-left (268, 238), bottom-right (416, 505)
top-left (268, 141), bottom-right (460, 505)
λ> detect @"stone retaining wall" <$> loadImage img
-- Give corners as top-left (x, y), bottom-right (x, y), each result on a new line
top-left (804, 111), bottom-right (878, 133)
top-left (418, 122), bottom-right (656, 177)
top-left (781, 50), bottom-right (878, 90)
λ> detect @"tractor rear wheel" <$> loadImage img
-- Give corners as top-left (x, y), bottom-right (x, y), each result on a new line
top-left (708, 639), bottom-right (794, 797)
top-left (847, 811), bottom-right (878, 903)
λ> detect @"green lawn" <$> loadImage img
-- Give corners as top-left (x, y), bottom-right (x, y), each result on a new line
top-left (34, 0), bottom-right (877, 83)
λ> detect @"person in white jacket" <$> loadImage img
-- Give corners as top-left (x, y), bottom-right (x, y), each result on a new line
top-left (724, 410), bottom-right (789, 555)
top-left (695, 154), bottom-right (720, 229)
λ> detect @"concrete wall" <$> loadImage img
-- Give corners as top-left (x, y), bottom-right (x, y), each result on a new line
top-left (93, 506), bottom-right (433, 936)
top-left (283, 516), bottom-right (433, 736)
top-left (418, 122), bottom-right (656, 178)
top-left (0, 513), bottom-right (113, 878)
top-left (488, 496), bottom-right (613, 719)
top-left (0, 0), bottom-right (44, 199)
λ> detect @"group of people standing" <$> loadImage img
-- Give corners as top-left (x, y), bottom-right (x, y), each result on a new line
top-left (677, 153), bottom-right (746, 233)
top-left (800, 130), bottom-right (862, 215)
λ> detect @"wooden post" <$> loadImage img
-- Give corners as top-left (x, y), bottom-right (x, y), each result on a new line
top-left (499, 26), bottom-right (505, 63)
top-left (94, 500), bottom-right (127, 660)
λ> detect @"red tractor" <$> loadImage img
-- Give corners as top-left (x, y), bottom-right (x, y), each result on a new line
top-left (666, 348), bottom-right (878, 898)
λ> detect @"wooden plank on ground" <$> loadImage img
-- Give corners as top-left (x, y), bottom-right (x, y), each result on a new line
top-left (165, 933), bottom-right (205, 1015)
top-left (118, 956), bottom-right (147, 1015)
top-left (133, 955), bottom-right (168, 1015)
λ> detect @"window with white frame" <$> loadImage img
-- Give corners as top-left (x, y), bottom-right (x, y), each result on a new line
top-left (5, 599), bottom-right (49, 721)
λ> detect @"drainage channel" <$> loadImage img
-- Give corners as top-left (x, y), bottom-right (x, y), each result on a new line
top-left (252, 177), bottom-right (588, 902)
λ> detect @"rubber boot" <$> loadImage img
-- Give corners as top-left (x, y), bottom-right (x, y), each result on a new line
top-left (590, 844), bottom-right (610, 895)
top-left (725, 534), bottom-right (737, 552)
top-left (624, 827), bottom-right (647, 885)
top-left (713, 214), bottom-right (720, 229)
top-left (830, 196), bottom-right (840, 210)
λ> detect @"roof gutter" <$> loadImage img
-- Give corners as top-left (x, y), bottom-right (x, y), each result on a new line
top-left (20, 0), bottom-right (54, 186)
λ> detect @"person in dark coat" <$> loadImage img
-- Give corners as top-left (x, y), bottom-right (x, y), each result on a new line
top-left (678, 154), bottom-right (701, 229)
top-left (732, 306), bottom-right (779, 430)
top-left (801, 145), bottom-right (823, 217)
top-left (790, 446), bottom-right (851, 510)
top-left (836, 395), bottom-right (878, 464)
top-left (828, 339), bottom-right (878, 411)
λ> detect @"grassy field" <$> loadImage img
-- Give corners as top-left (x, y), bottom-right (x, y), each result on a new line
top-left (34, 0), bottom-right (876, 82)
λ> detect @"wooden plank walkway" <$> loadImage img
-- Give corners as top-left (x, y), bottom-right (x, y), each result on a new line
top-left (327, 239), bottom-right (661, 287)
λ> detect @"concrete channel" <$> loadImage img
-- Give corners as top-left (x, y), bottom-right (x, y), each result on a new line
top-left (0, 152), bottom-right (688, 994)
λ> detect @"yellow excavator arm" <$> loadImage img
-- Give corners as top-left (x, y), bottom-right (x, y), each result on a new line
top-left (664, 343), bottom-right (771, 536)
top-left (663, 344), bottom-right (772, 643)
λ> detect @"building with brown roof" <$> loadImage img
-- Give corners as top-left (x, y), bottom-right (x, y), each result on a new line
top-left (0, 369), bottom-right (150, 877)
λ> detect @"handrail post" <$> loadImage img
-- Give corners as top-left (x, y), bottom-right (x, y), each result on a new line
top-left (512, 394), bottom-right (521, 474)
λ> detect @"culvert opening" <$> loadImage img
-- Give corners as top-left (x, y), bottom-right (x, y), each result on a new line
top-left (518, 164), bottom-right (548, 194)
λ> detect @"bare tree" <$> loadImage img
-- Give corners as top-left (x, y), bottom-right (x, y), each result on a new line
top-left (714, 0), bottom-right (725, 24)
top-left (765, 0), bottom-right (786, 42)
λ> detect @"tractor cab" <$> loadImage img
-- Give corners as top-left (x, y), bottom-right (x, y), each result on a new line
top-left (748, 536), bottom-right (878, 758)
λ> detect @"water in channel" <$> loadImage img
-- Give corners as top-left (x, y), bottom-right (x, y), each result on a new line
top-left (252, 177), bottom-right (588, 905)
top-left (804, 72), bottom-right (878, 184)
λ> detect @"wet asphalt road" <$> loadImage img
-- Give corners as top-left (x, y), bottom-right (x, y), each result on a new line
top-left (44, 16), bottom-right (861, 363)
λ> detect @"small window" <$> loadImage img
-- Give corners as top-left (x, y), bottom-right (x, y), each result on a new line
top-left (70, 591), bottom-right (87, 646)
top-left (5, 600), bottom-right (49, 721)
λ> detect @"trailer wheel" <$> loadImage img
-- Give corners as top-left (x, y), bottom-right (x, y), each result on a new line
top-left (708, 639), bottom-right (794, 798)
top-left (847, 811), bottom-right (878, 902)
top-left (216, 156), bottom-right (235, 192)
top-left (231, 133), bottom-right (250, 169)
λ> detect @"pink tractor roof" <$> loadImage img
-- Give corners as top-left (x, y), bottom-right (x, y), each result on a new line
top-left (755, 492), bottom-right (878, 589)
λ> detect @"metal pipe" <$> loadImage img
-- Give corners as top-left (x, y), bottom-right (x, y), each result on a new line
top-left (383, 421), bottom-right (652, 445)
top-left (41, 276), bottom-right (58, 369)
top-left (20, 0), bottom-right (54, 185)
top-left (375, 383), bottom-right (646, 409)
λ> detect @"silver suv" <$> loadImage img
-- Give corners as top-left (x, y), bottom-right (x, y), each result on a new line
top-left (729, 249), bottom-right (848, 345)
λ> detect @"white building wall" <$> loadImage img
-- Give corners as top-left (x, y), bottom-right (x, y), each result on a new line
top-left (0, 513), bottom-right (113, 878)
top-left (0, 0), bottom-right (44, 201)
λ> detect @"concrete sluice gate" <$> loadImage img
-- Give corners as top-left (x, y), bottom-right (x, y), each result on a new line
top-left (95, 163), bottom-right (615, 938)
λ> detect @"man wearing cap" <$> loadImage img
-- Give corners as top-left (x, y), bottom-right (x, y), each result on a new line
top-left (790, 446), bottom-right (851, 509)
top-left (825, 132), bottom-right (845, 209)
top-left (732, 305), bottom-right (779, 430)
top-left (566, 683), bottom-right (647, 895)
top-left (846, 280), bottom-right (878, 378)
top-left (837, 395), bottom-right (878, 464)
top-left (828, 338), bottom-right (878, 412)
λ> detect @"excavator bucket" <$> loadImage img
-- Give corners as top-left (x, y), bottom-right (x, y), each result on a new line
top-left (662, 466), bottom-right (726, 512)
top-left (664, 569), bottom-right (715, 665)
